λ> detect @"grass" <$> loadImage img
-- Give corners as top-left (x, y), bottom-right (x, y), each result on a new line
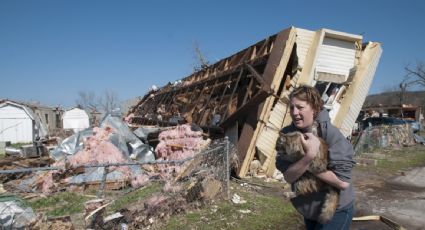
top-left (27, 182), bottom-right (162, 218)
top-left (108, 182), bottom-right (163, 212)
top-left (356, 145), bottom-right (425, 175)
top-left (163, 182), bottom-right (302, 230)
top-left (28, 192), bottom-right (90, 217)
top-left (9, 142), bottom-right (32, 148)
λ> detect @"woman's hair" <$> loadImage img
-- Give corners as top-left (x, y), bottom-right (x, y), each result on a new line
top-left (289, 85), bottom-right (324, 116)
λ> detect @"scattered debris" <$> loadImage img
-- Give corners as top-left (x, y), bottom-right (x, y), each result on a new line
top-left (231, 193), bottom-right (246, 204)
top-left (353, 215), bottom-right (407, 230)
top-left (0, 195), bottom-right (37, 229)
top-left (354, 124), bottom-right (415, 154)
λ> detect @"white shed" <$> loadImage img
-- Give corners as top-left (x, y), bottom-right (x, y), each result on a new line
top-left (62, 108), bottom-right (90, 133)
top-left (0, 101), bottom-right (47, 143)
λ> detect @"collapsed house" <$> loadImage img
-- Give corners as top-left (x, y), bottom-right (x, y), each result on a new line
top-left (127, 26), bottom-right (382, 178)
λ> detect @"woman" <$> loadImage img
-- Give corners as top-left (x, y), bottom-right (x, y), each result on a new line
top-left (276, 85), bottom-right (355, 230)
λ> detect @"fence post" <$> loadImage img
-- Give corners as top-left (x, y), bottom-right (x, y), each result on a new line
top-left (97, 166), bottom-right (109, 198)
top-left (225, 136), bottom-right (230, 200)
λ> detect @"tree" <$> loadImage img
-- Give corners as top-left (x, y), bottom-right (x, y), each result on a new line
top-left (75, 89), bottom-right (120, 114)
top-left (404, 61), bottom-right (425, 89)
top-left (98, 89), bottom-right (120, 114)
top-left (75, 91), bottom-right (99, 111)
top-left (192, 41), bottom-right (210, 72)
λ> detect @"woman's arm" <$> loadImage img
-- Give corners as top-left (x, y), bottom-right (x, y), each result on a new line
top-left (314, 170), bottom-right (349, 190)
top-left (283, 133), bottom-right (320, 183)
top-left (283, 155), bottom-right (314, 183)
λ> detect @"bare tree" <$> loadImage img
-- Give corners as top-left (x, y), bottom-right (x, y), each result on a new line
top-left (404, 61), bottom-right (425, 89)
top-left (75, 91), bottom-right (99, 111)
top-left (193, 41), bottom-right (210, 72)
top-left (98, 89), bottom-right (120, 114)
top-left (76, 89), bottom-right (120, 114)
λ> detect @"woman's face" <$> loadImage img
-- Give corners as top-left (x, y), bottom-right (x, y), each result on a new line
top-left (290, 96), bottom-right (315, 130)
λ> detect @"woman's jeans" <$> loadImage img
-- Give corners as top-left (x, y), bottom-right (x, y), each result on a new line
top-left (304, 203), bottom-right (354, 230)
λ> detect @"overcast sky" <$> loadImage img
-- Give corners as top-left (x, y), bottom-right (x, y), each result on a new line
top-left (1, 0), bottom-right (425, 108)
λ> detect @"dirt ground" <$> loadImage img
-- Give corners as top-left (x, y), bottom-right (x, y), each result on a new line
top-left (351, 145), bottom-right (425, 230)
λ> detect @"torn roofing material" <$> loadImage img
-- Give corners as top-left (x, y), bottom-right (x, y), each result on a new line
top-left (128, 26), bottom-right (382, 177)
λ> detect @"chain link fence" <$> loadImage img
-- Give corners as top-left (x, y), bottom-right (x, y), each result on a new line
top-left (0, 137), bottom-right (232, 229)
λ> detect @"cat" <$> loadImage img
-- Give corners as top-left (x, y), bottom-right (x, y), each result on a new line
top-left (276, 130), bottom-right (339, 224)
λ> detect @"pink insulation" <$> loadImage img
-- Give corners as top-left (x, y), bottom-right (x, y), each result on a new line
top-left (155, 124), bottom-right (208, 160)
top-left (41, 126), bottom-right (150, 194)
top-left (155, 124), bottom-right (210, 178)
top-left (131, 174), bottom-right (150, 188)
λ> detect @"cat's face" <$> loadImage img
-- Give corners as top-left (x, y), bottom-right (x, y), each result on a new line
top-left (278, 131), bottom-right (305, 161)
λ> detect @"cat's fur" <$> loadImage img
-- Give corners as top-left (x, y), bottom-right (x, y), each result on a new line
top-left (276, 129), bottom-right (339, 224)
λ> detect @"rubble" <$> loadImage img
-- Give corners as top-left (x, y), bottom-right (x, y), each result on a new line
top-left (354, 124), bottom-right (416, 154)
top-left (0, 195), bottom-right (37, 229)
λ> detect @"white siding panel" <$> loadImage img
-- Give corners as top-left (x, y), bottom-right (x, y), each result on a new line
top-left (316, 37), bottom-right (356, 78)
top-left (295, 28), bottom-right (315, 68)
top-left (339, 44), bottom-right (382, 137)
top-left (268, 102), bottom-right (287, 128)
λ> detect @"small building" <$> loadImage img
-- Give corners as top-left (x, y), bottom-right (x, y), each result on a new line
top-left (62, 107), bottom-right (90, 133)
top-left (0, 100), bottom-right (47, 143)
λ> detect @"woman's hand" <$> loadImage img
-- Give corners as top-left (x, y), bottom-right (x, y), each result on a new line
top-left (339, 181), bottom-right (350, 190)
top-left (300, 133), bottom-right (321, 160)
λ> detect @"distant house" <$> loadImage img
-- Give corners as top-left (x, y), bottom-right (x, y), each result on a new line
top-left (361, 91), bottom-right (425, 125)
top-left (62, 108), bottom-right (90, 133)
top-left (24, 101), bottom-right (64, 136)
top-left (0, 100), bottom-right (49, 143)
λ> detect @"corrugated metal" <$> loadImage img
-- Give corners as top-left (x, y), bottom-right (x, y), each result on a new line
top-left (339, 43), bottom-right (383, 137)
top-left (0, 105), bottom-right (33, 143)
top-left (295, 28), bottom-right (315, 68)
top-left (63, 108), bottom-right (90, 132)
top-left (316, 37), bottom-right (356, 79)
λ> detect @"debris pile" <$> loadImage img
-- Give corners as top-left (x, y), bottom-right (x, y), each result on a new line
top-left (354, 124), bottom-right (415, 154)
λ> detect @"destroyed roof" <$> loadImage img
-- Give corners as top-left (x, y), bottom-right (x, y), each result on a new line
top-left (363, 91), bottom-right (425, 108)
